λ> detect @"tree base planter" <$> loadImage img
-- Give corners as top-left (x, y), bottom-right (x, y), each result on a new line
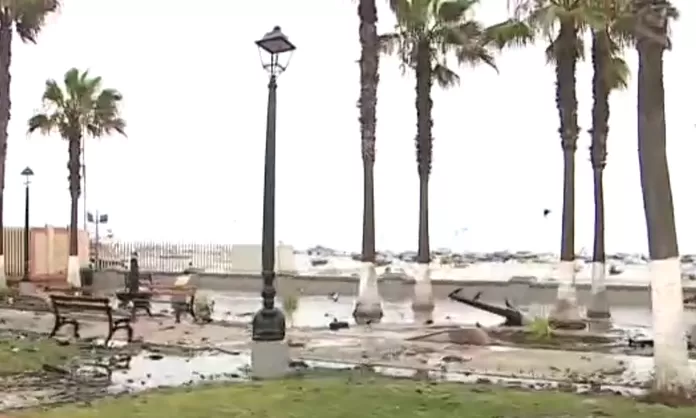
top-left (0, 255), bottom-right (6, 289)
top-left (66, 256), bottom-right (81, 288)
top-left (353, 262), bottom-right (383, 324)
top-left (411, 263), bottom-right (434, 323)
top-left (587, 287), bottom-right (611, 319)
top-left (353, 301), bottom-right (383, 325)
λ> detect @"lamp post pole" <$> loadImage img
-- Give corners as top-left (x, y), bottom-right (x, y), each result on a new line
top-left (250, 26), bottom-right (296, 379)
top-left (88, 211), bottom-right (109, 270)
top-left (258, 73), bottom-right (279, 327)
top-left (21, 167), bottom-right (34, 282)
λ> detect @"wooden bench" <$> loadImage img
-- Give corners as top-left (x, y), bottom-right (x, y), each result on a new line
top-left (131, 285), bottom-right (197, 323)
top-left (49, 294), bottom-right (133, 345)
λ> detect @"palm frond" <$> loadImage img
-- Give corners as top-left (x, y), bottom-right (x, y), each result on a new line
top-left (606, 55), bottom-right (629, 91)
top-left (27, 113), bottom-right (53, 135)
top-left (13, 0), bottom-right (59, 43)
top-left (28, 68), bottom-right (126, 141)
top-left (437, 0), bottom-right (477, 23)
top-left (484, 19), bottom-right (535, 49)
top-left (432, 63), bottom-right (459, 88)
top-left (42, 79), bottom-right (64, 107)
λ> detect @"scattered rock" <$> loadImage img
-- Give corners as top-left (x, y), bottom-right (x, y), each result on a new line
top-left (447, 327), bottom-right (492, 346)
top-left (441, 355), bottom-right (469, 363)
top-left (329, 319), bottom-right (349, 331)
top-left (289, 360), bottom-right (309, 369)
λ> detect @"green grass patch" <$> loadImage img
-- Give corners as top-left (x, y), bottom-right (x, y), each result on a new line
top-left (0, 336), bottom-right (78, 375)
top-left (19, 376), bottom-right (696, 418)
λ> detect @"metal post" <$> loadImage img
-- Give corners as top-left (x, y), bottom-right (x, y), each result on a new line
top-left (251, 74), bottom-right (285, 342)
top-left (82, 142), bottom-right (87, 233)
top-left (95, 211), bottom-right (100, 271)
top-left (22, 181), bottom-right (30, 282)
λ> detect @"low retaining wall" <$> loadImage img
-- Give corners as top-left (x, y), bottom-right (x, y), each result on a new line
top-left (93, 269), bottom-right (696, 306)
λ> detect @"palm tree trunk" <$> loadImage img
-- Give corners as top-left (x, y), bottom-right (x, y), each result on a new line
top-left (412, 40), bottom-right (434, 319)
top-left (550, 19), bottom-right (581, 323)
top-left (636, 9), bottom-right (690, 391)
top-left (67, 135), bottom-right (82, 287)
top-left (353, 0), bottom-right (383, 324)
top-left (588, 30), bottom-right (611, 320)
top-left (0, 12), bottom-right (11, 287)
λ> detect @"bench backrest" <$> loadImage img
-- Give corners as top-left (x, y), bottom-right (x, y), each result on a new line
top-left (50, 295), bottom-right (112, 314)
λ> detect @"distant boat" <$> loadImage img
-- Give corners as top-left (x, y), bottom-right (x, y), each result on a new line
top-left (310, 258), bottom-right (329, 267)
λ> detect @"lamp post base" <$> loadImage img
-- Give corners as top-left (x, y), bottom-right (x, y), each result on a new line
top-left (251, 306), bottom-right (286, 341)
top-left (251, 340), bottom-right (289, 379)
top-left (250, 306), bottom-right (287, 379)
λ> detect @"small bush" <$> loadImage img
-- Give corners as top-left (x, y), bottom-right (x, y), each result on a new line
top-left (283, 293), bottom-right (299, 327)
top-left (528, 316), bottom-right (552, 341)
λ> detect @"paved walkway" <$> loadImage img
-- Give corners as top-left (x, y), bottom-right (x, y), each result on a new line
top-left (0, 308), bottom-right (655, 387)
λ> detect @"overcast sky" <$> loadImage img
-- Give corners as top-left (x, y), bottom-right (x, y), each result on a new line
top-left (3, 0), bottom-right (695, 253)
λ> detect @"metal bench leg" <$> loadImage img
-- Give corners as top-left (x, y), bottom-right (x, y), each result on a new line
top-left (70, 320), bottom-right (81, 338)
top-left (49, 317), bottom-right (64, 338)
top-left (105, 327), bottom-right (114, 346)
top-left (126, 325), bottom-right (134, 342)
top-left (188, 295), bottom-right (197, 321)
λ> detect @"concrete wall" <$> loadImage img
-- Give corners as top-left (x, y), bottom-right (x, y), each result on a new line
top-left (228, 244), bottom-right (297, 274)
top-left (4, 226), bottom-right (89, 278)
top-left (92, 269), bottom-right (695, 307)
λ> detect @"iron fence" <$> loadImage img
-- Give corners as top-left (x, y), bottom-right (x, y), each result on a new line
top-left (92, 240), bottom-right (237, 273)
top-left (3, 228), bottom-right (27, 276)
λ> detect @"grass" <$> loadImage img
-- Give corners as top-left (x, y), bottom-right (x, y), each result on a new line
top-left (17, 376), bottom-right (696, 418)
top-left (0, 336), bottom-right (78, 375)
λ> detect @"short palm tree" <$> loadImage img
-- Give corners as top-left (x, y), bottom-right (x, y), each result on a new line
top-left (28, 68), bottom-right (126, 287)
top-left (586, 0), bottom-right (631, 320)
top-left (0, 0), bottom-right (58, 286)
top-left (509, 0), bottom-right (593, 323)
top-left (633, 0), bottom-right (691, 394)
top-left (383, 0), bottom-right (529, 320)
top-left (352, 0), bottom-right (384, 324)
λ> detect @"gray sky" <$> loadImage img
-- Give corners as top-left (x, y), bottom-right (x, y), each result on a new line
top-left (4, 0), bottom-right (695, 253)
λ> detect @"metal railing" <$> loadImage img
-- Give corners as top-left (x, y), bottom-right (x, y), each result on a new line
top-left (92, 240), bottom-right (237, 273)
top-left (3, 228), bottom-right (27, 276)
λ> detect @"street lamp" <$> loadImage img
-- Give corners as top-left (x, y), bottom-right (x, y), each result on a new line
top-left (87, 211), bottom-right (109, 270)
top-left (21, 167), bottom-right (34, 282)
top-left (251, 26), bottom-right (295, 378)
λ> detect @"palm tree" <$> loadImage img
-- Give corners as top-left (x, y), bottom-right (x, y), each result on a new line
top-left (509, 0), bottom-right (592, 324)
top-left (383, 0), bottom-right (528, 321)
top-left (0, 0), bottom-right (58, 287)
top-left (587, 0), bottom-right (631, 320)
top-left (352, 0), bottom-right (384, 325)
top-left (28, 68), bottom-right (126, 288)
top-left (633, 0), bottom-right (691, 394)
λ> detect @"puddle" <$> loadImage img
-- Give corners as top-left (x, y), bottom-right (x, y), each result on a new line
top-left (108, 350), bottom-right (250, 392)
top-left (210, 294), bottom-right (505, 328)
top-left (304, 338), bottom-right (362, 349)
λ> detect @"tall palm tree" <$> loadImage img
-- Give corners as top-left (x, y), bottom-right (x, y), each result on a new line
top-left (352, 0), bottom-right (383, 324)
top-left (0, 0), bottom-right (58, 287)
top-left (509, 0), bottom-right (592, 324)
top-left (28, 68), bottom-right (126, 288)
top-left (633, 0), bottom-right (691, 394)
top-left (587, 0), bottom-right (631, 320)
top-left (383, 0), bottom-right (527, 321)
